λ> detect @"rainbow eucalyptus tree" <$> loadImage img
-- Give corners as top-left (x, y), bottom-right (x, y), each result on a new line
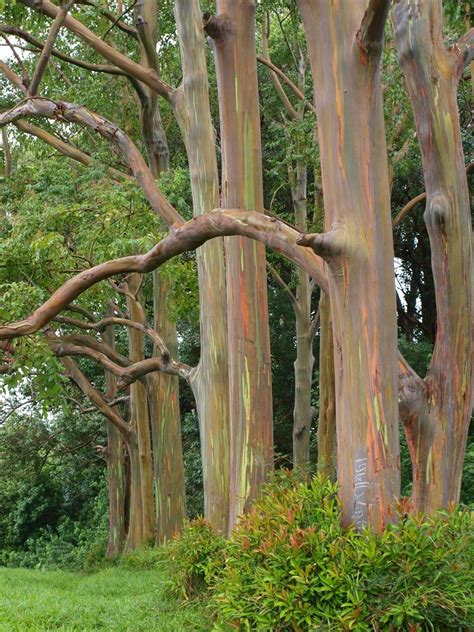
top-left (392, 0), bottom-right (472, 513)
top-left (0, 0), bottom-right (472, 536)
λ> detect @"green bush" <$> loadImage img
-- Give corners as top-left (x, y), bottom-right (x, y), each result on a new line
top-left (165, 472), bottom-right (474, 631)
top-left (164, 518), bottom-right (226, 600)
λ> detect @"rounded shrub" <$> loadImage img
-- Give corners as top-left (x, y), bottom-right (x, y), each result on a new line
top-left (164, 518), bottom-right (226, 600)
top-left (210, 472), bottom-right (473, 631)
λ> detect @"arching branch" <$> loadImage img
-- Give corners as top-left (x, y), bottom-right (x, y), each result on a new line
top-left (28, 1), bottom-right (75, 96)
top-left (19, 0), bottom-right (173, 98)
top-left (60, 355), bottom-right (131, 436)
top-left (0, 209), bottom-right (327, 340)
top-left (0, 97), bottom-right (183, 225)
top-left (0, 25), bottom-right (130, 77)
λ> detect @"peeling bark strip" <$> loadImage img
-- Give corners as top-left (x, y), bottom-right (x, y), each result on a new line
top-left (297, 1), bottom-right (400, 531)
top-left (208, 0), bottom-right (273, 530)
top-left (393, 0), bottom-right (473, 513)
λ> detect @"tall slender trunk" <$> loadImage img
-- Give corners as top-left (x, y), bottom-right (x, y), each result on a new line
top-left (125, 434), bottom-right (145, 551)
top-left (126, 274), bottom-right (154, 541)
top-left (393, 0), bottom-right (472, 513)
top-left (206, 0), bottom-right (273, 531)
top-left (173, 0), bottom-right (230, 533)
top-left (297, 1), bottom-right (400, 531)
top-left (149, 273), bottom-right (186, 542)
top-left (317, 293), bottom-right (336, 480)
top-left (291, 163), bottom-right (315, 470)
top-left (1, 128), bottom-right (11, 176)
top-left (134, 0), bottom-right (185, 540)
top-left (103, 318), bottom-right (125, 556)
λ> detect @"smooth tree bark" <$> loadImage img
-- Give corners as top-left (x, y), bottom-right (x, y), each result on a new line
top-left (149, 273), bottom-right (186, 542)
top-left (317, 293), bottom-right (336, 480)
top-left (262, 20), bottom-right (319, 471)
top-left (103, 315), bottom-right (126, 556)
top-left (205, 0), bottom-right (274, 530)
top-left (125, 274), bottom-right (154, 542)
top-left (173, 0), bottom-right (231, 533)
top-left (297, 0), bottom-right (400, 531)
top-left (392, 0), bottom-right (473, 513)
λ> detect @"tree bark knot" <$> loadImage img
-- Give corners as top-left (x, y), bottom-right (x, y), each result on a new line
top-left (202, 13), bottom-right (233, 42)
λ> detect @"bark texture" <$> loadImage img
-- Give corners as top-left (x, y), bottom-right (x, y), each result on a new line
top-left (149, 273), bottom-right (186, 542)
top-left (297, 0), bottom-right (400, 531)
top-left (208, 0), bottom-right (274, 530)
top-left (317, 293), bottom-right (336, 480)
top-left (393, 0), bottom-right (473, 512)
top-left (126, 274), bottom-right (154, 542)
top-left (104, 319), bottom-right (126, 557)
top-left (174, 0), bottom-right (230, 533)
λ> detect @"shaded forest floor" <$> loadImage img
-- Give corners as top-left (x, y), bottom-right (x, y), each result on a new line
top-left (0, 565), bottom-right (209, 631)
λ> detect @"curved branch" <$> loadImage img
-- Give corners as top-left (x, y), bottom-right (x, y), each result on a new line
top-left (0, 25), bottom-right (130, 77)
top-left (393, 162), bottom-right (473, 227)
top-left (0, 209), bottom-right (327, 340)
top-left (0, 97), bottom-right (183, 225)
top-left (256, 55), bottom-right (316, 115)
top-left (14, 120), bottom-right (131, 179)
top-left (52, 340), bottom-right (191, 386)
top-left (28, 1), bottom-right (75, 96)
top-left (19, 0), bottom-right (173, 98)
top-left (452, 27), bottom-right (474, 80)
top-left (60, 355), bottom-right (131, 435)
top-left (54, 315), bottom-right (169, 356)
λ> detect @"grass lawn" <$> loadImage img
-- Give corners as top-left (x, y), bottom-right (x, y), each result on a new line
top-left (0, 565), bottom-right (210, 631)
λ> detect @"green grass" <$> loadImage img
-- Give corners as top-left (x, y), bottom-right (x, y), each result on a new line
top-left (0, 564), bottom-right (211, 631)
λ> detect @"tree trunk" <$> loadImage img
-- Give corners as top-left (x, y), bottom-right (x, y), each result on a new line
top-left (206, 0), bottom-right (273, 531)
top-left (149, 273), bottom-right (186, 542)
top-left (317, 293), bottom-right (336, 480)
top-left (291, 163), bottom-right (315, 471)
top-left (126, 273), bottom-right (154, 542)
top-left (393, 0), bottom-right (473, 513)
top-left (1, 128), bottom-right (12, 177)
top-left (173, 0), bottom-right (231, 533)
top-left (125, 434), bottom-right (145, 551)
top-left (297, 1), bottom-right (400, 531)
top-left (103, 318), bottom-right (125, 556)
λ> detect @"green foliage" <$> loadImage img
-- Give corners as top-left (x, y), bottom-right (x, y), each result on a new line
top-left (164, 473), bottom-right (474, 631)
top-left (164, 518), bottom-right (226, 600)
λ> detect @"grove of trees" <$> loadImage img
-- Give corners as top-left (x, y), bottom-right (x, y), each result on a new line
top-left (0, 0), bottom-right (472, 557)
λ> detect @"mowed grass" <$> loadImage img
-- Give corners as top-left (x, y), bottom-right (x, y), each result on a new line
top-left (0, 564), bottom-right (210, 631)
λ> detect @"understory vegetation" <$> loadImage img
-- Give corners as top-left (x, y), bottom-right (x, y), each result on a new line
top-left (164, 473), bottom-right (474, 631)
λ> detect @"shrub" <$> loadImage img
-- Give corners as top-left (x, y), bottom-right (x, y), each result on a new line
top-left (212, 472), bottom-right (473, 631)
top-left (164, 471), bottom-right (473, 630)
top-left (164, 518), bottom-right (226, 599)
